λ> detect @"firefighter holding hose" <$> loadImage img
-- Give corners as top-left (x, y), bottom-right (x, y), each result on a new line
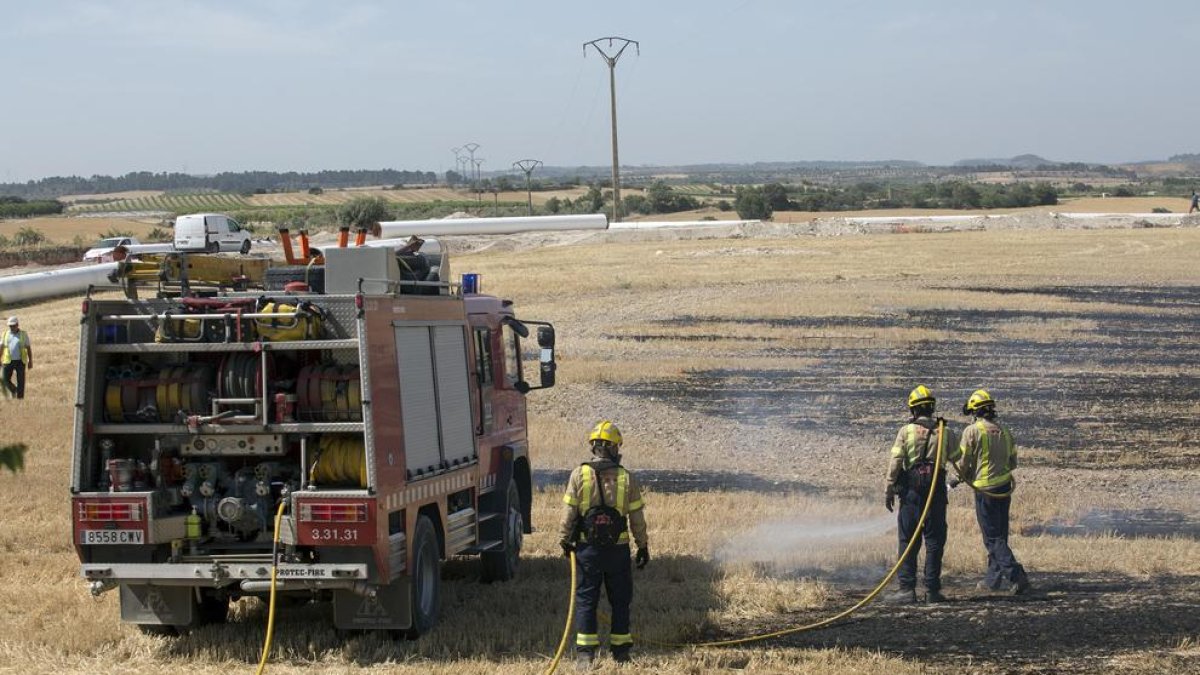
top-left (559, 420), bottom-right (649, 668)
top-left (958, 389), bottom-right (1030, 595)
top-left (884, 385), bottom-right (960, 603)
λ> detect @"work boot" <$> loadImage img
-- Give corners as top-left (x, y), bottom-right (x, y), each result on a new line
top-left (975, 579), bottom-right (1004, 593)
top-left (611, 648), bottom-right (632, 664)
top-left (574, 650), bottom-right (595, 671)
top-left (925, 589), bottom-right (948, 603)
top-left (883, 588), bottom-right (917, 604)
top-left (1011, 576), bottom-right (1031, 596)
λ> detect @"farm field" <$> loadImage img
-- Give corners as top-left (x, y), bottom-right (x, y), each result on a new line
top-left (0, 223), bottom-right (1198, 674)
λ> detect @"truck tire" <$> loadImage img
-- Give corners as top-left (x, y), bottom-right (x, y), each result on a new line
top-left (406, 515), bottom-right (441, 638)
top-left (264, 265), bottom-right (326, 293)
top-left (240, 239), bottom-right (252, 254)
top-left (481, 481), bottom-right (523, 582)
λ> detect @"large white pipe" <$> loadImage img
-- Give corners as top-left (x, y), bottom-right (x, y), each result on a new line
top-left (376, 214), bottom-right (608, 239)
top-left (0, 263), bottom-right (118, 307)
top-left (608, 219), bottom-right (761, 230)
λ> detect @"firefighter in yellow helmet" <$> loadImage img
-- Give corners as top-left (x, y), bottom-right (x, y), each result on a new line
top-left (1, 316), bottom-right (33, 399)
top-left (559, 420), bottom-right (649, 668)
top-left (958, 389), bottom-right (1030, 595)
top-left (884, 385), bottom-right (961, 603)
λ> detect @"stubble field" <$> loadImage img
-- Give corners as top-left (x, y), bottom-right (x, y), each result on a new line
top-left (0, 223), bottom-right (1198, 674)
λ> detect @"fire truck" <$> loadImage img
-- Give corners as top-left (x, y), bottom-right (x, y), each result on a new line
top-left (70, 243), bottom-right (555, 635)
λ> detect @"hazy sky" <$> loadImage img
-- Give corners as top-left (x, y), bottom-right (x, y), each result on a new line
top-left (3, 1), bottom-right (1197, 181)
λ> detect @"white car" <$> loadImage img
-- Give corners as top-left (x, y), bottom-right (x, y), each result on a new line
top-left (82, 236), bottom-right (141, 263)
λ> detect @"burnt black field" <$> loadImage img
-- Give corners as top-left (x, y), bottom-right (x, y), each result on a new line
top-left (621, 286), bottom-right (1200, 454)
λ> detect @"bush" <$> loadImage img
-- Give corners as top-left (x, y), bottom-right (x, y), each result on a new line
top-left (13, 227), bottom-right (45, 246)
top-left (145, 227), bottom-right (173, 242)
top-left (1151, 207), bottom-right (1171, 214)
top-left (101, 228), bottom-right (134, 239)
top-left (337, 196), bottom-right (390, 231)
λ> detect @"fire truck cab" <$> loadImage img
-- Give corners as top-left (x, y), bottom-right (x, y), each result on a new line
top-left (70, 245), bottom-right (554, 635)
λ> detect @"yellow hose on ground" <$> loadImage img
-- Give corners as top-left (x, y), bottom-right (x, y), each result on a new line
top-left (254, 500), bottom-right (287, 675)
top-left (547, 420), bottom-right (947, 667)
top-left (542, 550), bottom-right (578, 675)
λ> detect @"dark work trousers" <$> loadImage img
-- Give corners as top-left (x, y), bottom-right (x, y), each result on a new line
top-left (574, 543), bottom-right (633, 653)
top-left (975, 482), bottom-right (1027, 588)
top-left (2, 361), bottom-right (25, 399)
top-left (896, 479), bottom-right (948, 592)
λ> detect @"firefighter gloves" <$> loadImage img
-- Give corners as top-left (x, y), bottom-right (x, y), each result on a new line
top-left (885, 484), bottom-right (897, 512)
top-left (560, 540), bottom-right (575, 558)
top-left (635, 547), bottom-right (649, 569)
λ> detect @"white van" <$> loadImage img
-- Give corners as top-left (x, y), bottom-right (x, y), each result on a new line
top-left (173, 213), bottom-right (252, 253)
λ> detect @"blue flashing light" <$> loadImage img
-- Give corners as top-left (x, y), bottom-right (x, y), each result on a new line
top-left (461, 273), bottom-right (481, 294)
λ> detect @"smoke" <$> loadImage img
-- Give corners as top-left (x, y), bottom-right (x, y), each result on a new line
top-left (715, 513), bottom-right (894, 582)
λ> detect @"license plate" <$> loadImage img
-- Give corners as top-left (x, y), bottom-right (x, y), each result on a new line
top-left (81, 529), bottom-right (144, 545)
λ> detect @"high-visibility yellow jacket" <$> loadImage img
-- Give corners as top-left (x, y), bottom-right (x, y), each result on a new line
top-left (0, 329), bottom-right (30, 365)
top-left (559, 459), bottom-right (648, 549)
top-left (959, 418), bottom-right (1017, 489)
top-left (887, 416), bottom-right (961, 486)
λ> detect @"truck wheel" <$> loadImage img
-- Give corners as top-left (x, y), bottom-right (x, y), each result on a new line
top-left (240, 240), bottom-right (252, 254)
top-left (481, 481), bottom-right (523, 582)
top-left (197, 590), bottom-right (228, 624)
top-left (264, 265), bottom-right (326, 293)
top-left (406, 515), bottom-right (441, 638)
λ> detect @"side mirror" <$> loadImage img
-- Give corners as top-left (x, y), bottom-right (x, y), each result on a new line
top-left (503, 316), bottom-right (529, 338)
top-left (536, 325), bottom-right (555, 389)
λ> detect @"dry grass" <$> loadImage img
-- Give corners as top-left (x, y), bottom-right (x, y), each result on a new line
top-left (0, 216), bottom-right (160, 245)
top-left (1, 225), bottom-right (1198, 673)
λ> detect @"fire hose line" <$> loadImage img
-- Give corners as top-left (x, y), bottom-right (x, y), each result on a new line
top-left (254, 500), bottom-right (287, 675)
top-left (544, 422), bottom-right (947, 674)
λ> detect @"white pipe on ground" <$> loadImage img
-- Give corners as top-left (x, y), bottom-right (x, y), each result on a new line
top-left (0, 263), bottom-right (118, 307)
top-left (376, 214), bottom-right (607, 239)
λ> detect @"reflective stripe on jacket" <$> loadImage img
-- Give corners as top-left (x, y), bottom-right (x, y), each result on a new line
top-left (559, 460), bottom-right (648, 548)
top-left (959, 419), bottom-right (1017, 489)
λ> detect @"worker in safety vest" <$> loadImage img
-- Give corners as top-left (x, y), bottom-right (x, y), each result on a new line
top-left (958, 389), bottom-right (1030, 595)
top-left (884, 385), bottom-right (960, 603)
top-left (1, 316), bottom-right (33, 399)
top-left (559, 420), bottom-right (649, 668)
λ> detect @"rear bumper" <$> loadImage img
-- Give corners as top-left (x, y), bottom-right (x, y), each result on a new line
top-left (81, 561), bottom-right (369, 590)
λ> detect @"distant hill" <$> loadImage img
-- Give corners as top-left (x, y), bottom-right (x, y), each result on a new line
top-left (1168, 153), bottom-right (1200, 165)
top-left (954, 154), bottom-right (1058, 169)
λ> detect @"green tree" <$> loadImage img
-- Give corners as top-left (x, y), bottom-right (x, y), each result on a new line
top-left (762, 183), bottom-right (791, 211)
top-left (622, 194), bottom-right (650, 215)
top-left (544, 196), bottom-right (562, 214)
top-left (337, 196), bottom-right (390, 231)
top-left (646, 181), bottom-right (674, 213)
top-left (582, 185), bottom-right (605, 213)
top-left (734, 186), bottom-right (773, 220)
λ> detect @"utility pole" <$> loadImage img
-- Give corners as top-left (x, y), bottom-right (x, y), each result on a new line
top-left (450, 147), bottom-right (464, 186)
top-left (584, 36), bottom-right (638, 223)
top-left (461, 142), bottom-right (480, 197)
top-left (513, 159), bottom-right (543, 215)
top-left (472, 158), bottom-right (484, 202)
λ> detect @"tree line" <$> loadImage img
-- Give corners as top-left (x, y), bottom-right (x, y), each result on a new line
top-left (733, 181), bottom-right (1059, 220)
top-left (0, 196), bottom-right (65, 218)
top-left (0, 169), bottom-right (438, 200)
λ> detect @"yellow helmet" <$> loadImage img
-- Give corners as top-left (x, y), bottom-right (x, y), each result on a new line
top-left (588, 420), bottom-right (623, 447)
top-left (907, 385), bottom-right (935, 409)
top-left (963, 389), bottom-right (995, 414)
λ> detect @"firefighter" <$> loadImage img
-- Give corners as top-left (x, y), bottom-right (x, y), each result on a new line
top-left (958, 389), bottom-right (1030, 595)
top-left (884, 385), bottom-right (960, 603)
top-left (1, 316), bottom-right (33, 400)
top-left (559, 420), bottom-right (649, 668)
